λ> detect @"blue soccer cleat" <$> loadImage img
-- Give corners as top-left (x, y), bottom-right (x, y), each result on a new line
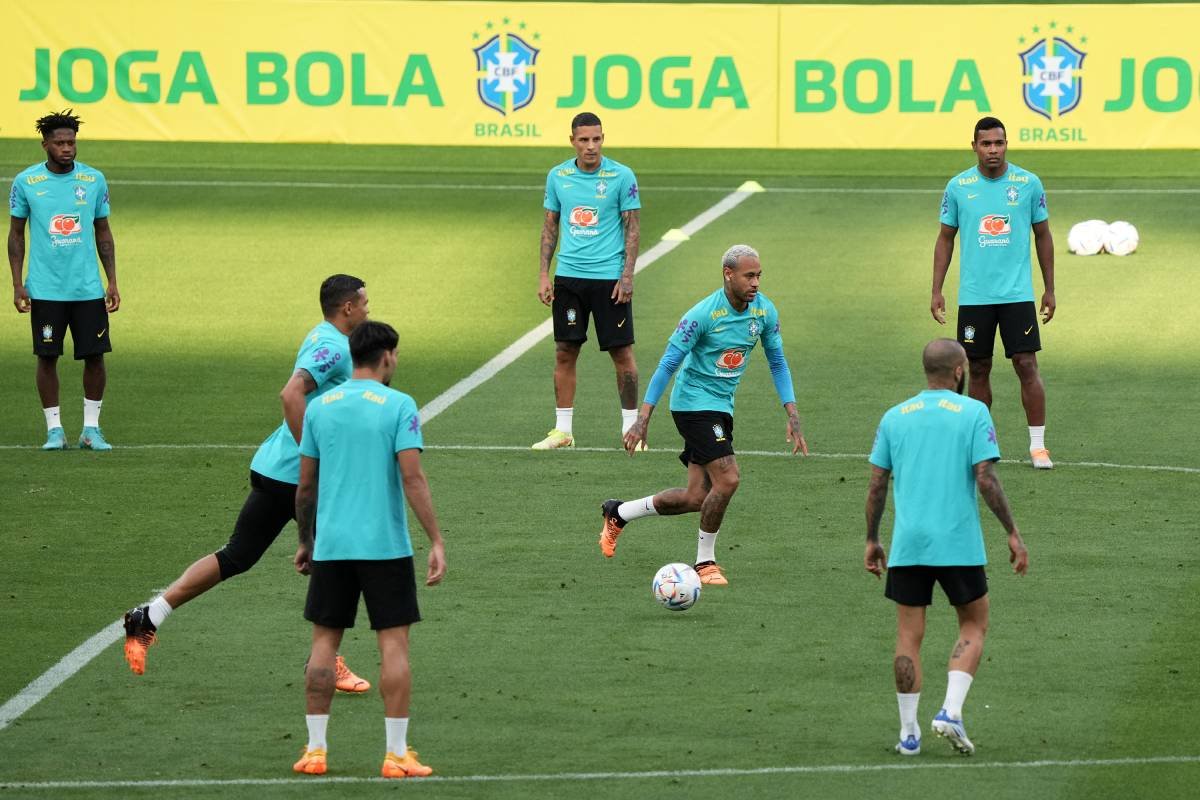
top-left (79, 426), bottom-right (113, 451)
top-left (42, 427), bottom-right (68, 451)
top-left (932, 709), bottom-right (975, 755)
top-left (895, 734), bottom-right (921, 756)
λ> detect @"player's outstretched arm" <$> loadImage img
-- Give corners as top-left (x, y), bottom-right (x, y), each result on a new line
top-left (974, 460), bottom-right (1028, 575)
top-left (538, 211), bottom-right (560, 306)
top-left (398, 448), bottom-right (446, 586)
top-left (784, 402), bottom-right (808, 456)
top-left (1033, 220), bottom-right (1056, 323)
top-left (931, 224), bottom-right (958, 324)
top-left (8, 217), bottom-right (30, 313)
top-left (864, 466), bottom-right (890, 578)
top-left (295, 456), bottom-right (319, 575)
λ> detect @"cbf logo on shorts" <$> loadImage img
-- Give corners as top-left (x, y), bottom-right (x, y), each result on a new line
top-left (473, 30), bottom-right (539, 116)
top-left (978, 214), bottom-right (1012, 248)
top-left (41, 324), bottom-right (53, 343)
top-left (1019, 31), bottom-right (1086, 120)
top-left (963, 325), bottom-right (976, 343)
top-left (712, 423), bottom-right (726, 442)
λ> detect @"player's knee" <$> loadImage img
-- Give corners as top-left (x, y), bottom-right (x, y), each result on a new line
top-left (554, 343), bottom-right (581, 364)
top-left (968, 358), bottom-right (992, 378)
top-left (1011, 353), bottom-right (1039, 380)
top-left (714, 470), bottom-right (740, 495)
top-left (215, 547), bottom-right (256, 580)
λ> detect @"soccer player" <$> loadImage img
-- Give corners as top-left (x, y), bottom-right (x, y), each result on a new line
top-left (864, 338), bottom-right (1029, 757)
top-left (8, 110), bottom-right (119, 450)
top-left (122, 275), bottom-right (372, 693)
top-left (291, 320), bottom-right (447, 779)
top-left (932, 116), bottom-right (1056, 469)
top-left (600, 245), bottom-right (808, 585)
top-left (534, 111), bottom-right (641, 450)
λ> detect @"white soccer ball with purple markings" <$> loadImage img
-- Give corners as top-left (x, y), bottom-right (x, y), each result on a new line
top-left (1104, 220), bottom-right (1139, 256)
top-left (1066, 219), bottom-right (1108, 256)
top-left (652, 563), bottom-right (701, 611)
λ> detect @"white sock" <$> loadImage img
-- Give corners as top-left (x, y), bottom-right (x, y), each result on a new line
top-left (943, 670), bottom-right (974, 720)
top-left (897, 692), bottom-right (921, 739)
top-left (1029, 425), bottom-right (1046, 451)
top-left (44, 406), bottom-right (62, 432)
top-left (621, 407), bottom-right (638, 434)
top-left (83, 398), bottom-right (102, 428)
top-left (617, 496), bottom-right (658, 523)
top-left (305, 714), bottom-right (329, 750)
top-left (147, 596), bottom-right (173, 628)
top-left (385, 717), bottom-right (409, 755)
top-left (696, 529), bottom-right (719, 564)
top-left (555, 407), bottom-right (574, 435)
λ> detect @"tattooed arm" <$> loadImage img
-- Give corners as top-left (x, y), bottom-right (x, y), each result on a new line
top-left (295, 455), bottom-right (318, 575)
top-left (974, 460), bottom-right (1029, 575)
top-left (538, 210), bottom-right (560, 306)
top-left (613, 209), bottom-right (639, 303)
top-left (864, 466), bottom-right (890, 578)
top-left (94, 216), bottom-right (119, 311)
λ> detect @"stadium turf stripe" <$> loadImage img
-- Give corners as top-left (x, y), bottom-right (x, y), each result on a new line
top-left (1, 754), bottom-right (1198, 789)
top-left (0, 442), bottom-right (1195, 474)
top-left (417, 185), bottom-right (760, 425)
top-left (0, 590), bottom-right (163, 732)
top-left (5, 177), bottom-right (1198, 194)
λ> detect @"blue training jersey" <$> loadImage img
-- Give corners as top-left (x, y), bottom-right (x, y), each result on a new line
top-left (299, 379), bottom-right (424, 561)
top-left (543, 155), bottom-right (640, 280)
top-left (250, 321), bottom-right (352, 484)
top-left (9, 160), bottom-right (110, 301)
top-left (939, 163), bottom-right (1048, 306)
top-left (667, 288), bottom-right (785, 414)
top-left (868, 389), bottom-right (1001, 567)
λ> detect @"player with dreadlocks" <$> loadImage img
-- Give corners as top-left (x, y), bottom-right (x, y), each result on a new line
top-left (8, 110), bottom-right (120, 450)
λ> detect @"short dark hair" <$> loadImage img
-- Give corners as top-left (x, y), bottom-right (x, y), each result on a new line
top-left (36, 109), bottom-right (82, 140)
top-left (319, 274), bottom-right (365, 315)
top-left (974, 116), bottom-right (1006, 140)
top-left (350, 320), bottom-right (399, 367)
top-left (571, 112), bottom-right (602, 130)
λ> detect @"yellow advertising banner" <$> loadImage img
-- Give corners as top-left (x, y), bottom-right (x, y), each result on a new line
top-left (1, 1), bottom-right (1197, 148)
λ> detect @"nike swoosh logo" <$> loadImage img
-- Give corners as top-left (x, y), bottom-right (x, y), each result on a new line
top-left (1024, 326), bottom-right (1033, 335)
top-left (36, 191), bottom-right (49, 196)
top-left (967, 194), bottom-right (979, 199)
top-left (96, 328), bottom-right (106, 338)
top-left (561, 183), bottom-right (573, 189)
top-left (616, 319), bottom-right (626, 328)
top-left (713, 327), bottom-right (727, 332)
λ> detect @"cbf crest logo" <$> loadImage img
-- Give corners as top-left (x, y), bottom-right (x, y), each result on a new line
top-left (1018, 23), bottom-right (1087, 120)
top-left (963, 325), bottom-right (976, 343)
top-left (473, 19), bottom-right (540, 116)
top-left (748, 319), bottom-right (761, 338)
top-left (712, 424), bottom-right (726, 442)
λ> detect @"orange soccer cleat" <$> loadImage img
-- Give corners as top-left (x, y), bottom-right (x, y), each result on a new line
top-left (292, 747), bottom-right (327, 775)
top-left (335, 655), bottom-right (370, 693)
top-left (598, 500), bottom-right (625, 558)
top-left (381, 748), bottom-right (433, 778)
top-left (694, 561), bottom-right (729, 586)
top-left (122, 606), bottom-right (157, 675)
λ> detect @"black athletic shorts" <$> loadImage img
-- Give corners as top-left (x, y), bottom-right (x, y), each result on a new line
top-left (672, 410), bottom-right (735, 467)
top-left (885, 565), bottom-right (988, 607)
top-left (30, 298), bottom-right (111, 359)
top-left (304, 557), bottom-right (421, 630)
top-left (552, 276), bottom-right (634, 351)
top-left (214, 471), bottom-right (297, 580)
top-left (957, 302), bottom-right (1041, 360)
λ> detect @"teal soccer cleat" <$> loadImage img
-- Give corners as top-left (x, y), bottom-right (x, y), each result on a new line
top-left (79, 426), bottom-right (113, 451)
top-left (42, 427), bottom-right (68, 451)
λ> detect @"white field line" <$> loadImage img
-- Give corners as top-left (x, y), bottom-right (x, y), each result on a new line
top-left (0, 186), bottom-right (757, 733)
top-left (1, 754), bottom-right (1198, 790)
top-left (0, 442), bottom-right (1196, 474)
top-left (4, 176), bottom-right (1198, 194)
top-left (0, 590), bottom-right (164, 732)
top-left (418, 186), bottom-right (757, 425)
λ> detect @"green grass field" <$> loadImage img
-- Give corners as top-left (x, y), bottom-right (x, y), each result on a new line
top-left (0, 139), bottom-right (1198, 799)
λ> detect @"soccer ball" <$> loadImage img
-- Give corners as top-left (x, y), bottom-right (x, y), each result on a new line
top-left (1104, 220), bottom-right (1139, 256)
top-left (652, 563), bottom-right (701, 611)
top-left (1066, 219), bottom-right (1108, 256)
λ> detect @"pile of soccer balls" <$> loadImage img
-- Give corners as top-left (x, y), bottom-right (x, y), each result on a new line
top-left (1067, 220), bottom-right (1139, 256)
